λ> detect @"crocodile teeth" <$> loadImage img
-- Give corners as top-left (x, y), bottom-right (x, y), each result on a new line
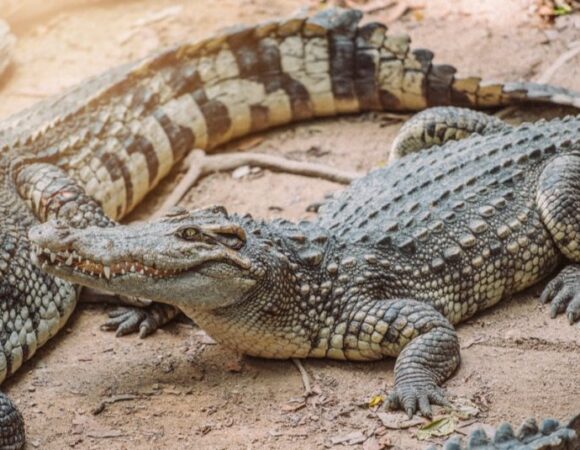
top-left (66, 254), bottom-right (73, 265)
top-left (50, 252), bottom-right (56, 263)
top-left (103, 266), bottom-right (111, 280)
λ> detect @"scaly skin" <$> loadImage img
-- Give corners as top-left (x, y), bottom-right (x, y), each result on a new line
top-left (30, 113), bottom-right (580, 423)
top-left (431, 414), bottom-right (580, 450)
top-left (0, 7), bottom-right (579, 448)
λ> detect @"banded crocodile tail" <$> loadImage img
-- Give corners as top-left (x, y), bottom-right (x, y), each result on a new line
top-left (2, 7), bottom-right (580, 221)
top-left (448, 79), bottom-right (580, 109)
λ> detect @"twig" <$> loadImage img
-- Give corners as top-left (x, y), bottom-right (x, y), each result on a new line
top-left (346, 0), bottom-right (397, 14)
top-left (154, 150), bottom-right (362, 218)
top-left (494, 105), bottom-right (519, 120)
top-left (535, 41), bottom-right (580, 84)
top-left (155, 150), bottom-right (205, 218)
top-left (292, 358), bottom-right (313, 397)
top-left (92, 394), bottom-right (139, 415)
top-left (384, 1), bottom-right (410, 23)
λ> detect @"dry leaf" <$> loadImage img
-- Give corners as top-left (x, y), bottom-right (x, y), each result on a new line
top-left (330, 430), bottom-right (366, 445)
top-left (368, 395), bottom-right (385, 408)
top-left (416, 416), bottom-right (456, 440)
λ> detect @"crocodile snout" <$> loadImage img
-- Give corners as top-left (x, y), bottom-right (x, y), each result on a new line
top-left (29, 220), bottom-right (75, 250)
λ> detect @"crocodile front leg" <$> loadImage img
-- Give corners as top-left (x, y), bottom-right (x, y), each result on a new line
top-left (102, 304), bottom-right (181, 338)
top-left (329, 298), bottom-right (460, 417)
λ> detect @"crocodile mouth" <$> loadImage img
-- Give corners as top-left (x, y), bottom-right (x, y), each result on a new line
top-left (31, 244), bottom-right (184, 280)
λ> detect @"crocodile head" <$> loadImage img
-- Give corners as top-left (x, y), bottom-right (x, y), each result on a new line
top-left (28, 206), bottom-right (264, 311)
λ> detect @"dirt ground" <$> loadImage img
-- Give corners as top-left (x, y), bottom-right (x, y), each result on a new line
top-left (0, 0), bottom-right (580, 449)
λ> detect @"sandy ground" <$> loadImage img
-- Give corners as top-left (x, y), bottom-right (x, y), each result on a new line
top-left (0, 0), bottom-right (579, 449)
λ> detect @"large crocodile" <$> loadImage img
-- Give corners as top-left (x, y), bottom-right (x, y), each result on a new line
top-left (0, 6), bottom-right (580, 449)
top-left (30, 107), bottom-right (580, 447)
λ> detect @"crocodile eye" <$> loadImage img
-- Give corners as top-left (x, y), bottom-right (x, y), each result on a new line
top-left (178, 227), bottom-right (200, 241)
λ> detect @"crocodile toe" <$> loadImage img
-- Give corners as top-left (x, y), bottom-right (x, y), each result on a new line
top-left (540, 265), bottom-right (580, 324)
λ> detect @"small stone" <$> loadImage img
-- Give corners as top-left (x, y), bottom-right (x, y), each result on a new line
top-left (232, 165), bottom-right (251, 179)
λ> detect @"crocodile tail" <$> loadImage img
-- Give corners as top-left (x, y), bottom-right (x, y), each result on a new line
top-left (376, 42), bottom-right (580, 110)
top-left (446, 78), bottom-right (580, 109)
top-left (4, 7), bottom-right (580, 220)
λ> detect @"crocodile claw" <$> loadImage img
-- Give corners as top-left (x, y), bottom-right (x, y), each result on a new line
top-left (386, 381), bottom-right (449, 418)
top-left (541, 265), bottom-right (580, 324)
top-left (102, 306), bottom-right (159, 338)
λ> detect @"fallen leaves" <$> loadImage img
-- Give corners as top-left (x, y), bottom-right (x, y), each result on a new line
top-left (416, 416), bottom-right (456, 440)
top-left (330, 430), bottom-right (367, 445)
top-left (535, 0), bottom-right (578, 25)
top-left (368, 395), bottom-right (385, 408)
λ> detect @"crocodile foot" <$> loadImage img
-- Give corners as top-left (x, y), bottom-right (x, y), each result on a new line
top-left (101, 304), bottom-right (181, 338)
top-left (429, 414), bottom-right (580, 450)
top-left (541, 265), bottom-right (580, 324)
top-left (0, 393), bottom-right (24, 450)
top-left (102, 306), bottom-right (157, 338)
top-left (386, 380), bottom-right (450, 419)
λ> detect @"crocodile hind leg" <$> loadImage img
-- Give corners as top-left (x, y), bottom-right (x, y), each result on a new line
top-left (537, 154), bottom-right (580, 324)
top-left (390, 107), bottom-right (510, 161)
top-left (334, 298), bottom-right (460, 417)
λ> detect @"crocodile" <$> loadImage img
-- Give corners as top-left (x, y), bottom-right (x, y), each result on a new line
top-left (433, 414), bottom-right (580, 449)
top-left (30, 106), bottom-right (580, 443)
top-left (0, 6), bottom-right (579, 449)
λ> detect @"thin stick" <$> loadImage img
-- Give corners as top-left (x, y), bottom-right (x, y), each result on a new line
top-left (535, 41), bottom-right (580, 85)
top-left (155, 150), bottom-right (362, 217)
top-left (202, 152), bottom-right (361, 184)
top-left (154, 150), bottom-right (205, 218)
top-left (292, 358), bottom-right (313, 397)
